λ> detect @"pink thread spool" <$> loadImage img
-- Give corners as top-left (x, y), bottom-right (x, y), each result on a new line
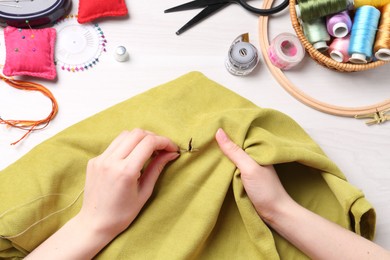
top-left (326, 11), bottom-right (352, 38)
top-left (268, 33), bottom-right (305, 70)
top-left (328, 35), bottom-right (351, 62)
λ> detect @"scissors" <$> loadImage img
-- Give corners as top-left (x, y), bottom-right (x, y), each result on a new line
top-left (165, 0), bottom-right (289, 35)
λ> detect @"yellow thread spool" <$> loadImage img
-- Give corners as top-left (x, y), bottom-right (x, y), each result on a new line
top-left (354, 0), bottom-right (390, 8)
top-left (374, 4), bottom-right (390, 61)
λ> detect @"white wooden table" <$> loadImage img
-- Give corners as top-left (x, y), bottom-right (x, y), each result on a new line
top-left (1, 0), bottom-right (389, 251)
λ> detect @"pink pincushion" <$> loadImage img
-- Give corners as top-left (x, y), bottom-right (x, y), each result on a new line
top-left (3, 26), bottom-right (57, 80)
top-left (77, 0), bottom-right (128, 24)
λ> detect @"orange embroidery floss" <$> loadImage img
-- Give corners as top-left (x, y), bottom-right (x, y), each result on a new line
top-left (0, 74), bottom-right (58, 145)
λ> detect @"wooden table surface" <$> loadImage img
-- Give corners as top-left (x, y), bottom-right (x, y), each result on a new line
top-left (1, 0), bottom-right (389, 251)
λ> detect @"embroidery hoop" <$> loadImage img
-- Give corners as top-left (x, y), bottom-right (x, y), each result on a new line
top-left (258, 0), bottom-right (390, 125)
top-left (53, 15), bottom-right (107, 72)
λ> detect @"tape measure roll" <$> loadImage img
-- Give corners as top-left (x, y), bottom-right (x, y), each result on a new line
top-left (225, 33), bottom-right (259, 76)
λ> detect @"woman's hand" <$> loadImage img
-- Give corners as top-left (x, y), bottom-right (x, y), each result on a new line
top-left (27, 129), bottom-right (179, 260)
top-left (79, 129), bottom-right (180, 237)
top-left (216, 128), bottom-right (390, 259)
top-left (215, 128), bottom-right (293, 223)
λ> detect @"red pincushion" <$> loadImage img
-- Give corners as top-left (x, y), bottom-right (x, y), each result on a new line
top-left (77, 0), bottom-right (128, 24)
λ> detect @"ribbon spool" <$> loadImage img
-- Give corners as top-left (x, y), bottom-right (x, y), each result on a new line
top-left (268, 32), bottom-right (305, 70)
top-left (259, 0), bottom-right (390, 125)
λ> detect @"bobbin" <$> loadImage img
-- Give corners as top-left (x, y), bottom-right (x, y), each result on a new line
top-left (375, 49), bottom-right (390, 61)
top-left (333, 23), bottom-right (347, 37)
top-left (312, 41), bottom-right (328, 52)
top-left (349, 53), bottom-right (368, 64)
top-left (329, 50), bottom-right (345, 62)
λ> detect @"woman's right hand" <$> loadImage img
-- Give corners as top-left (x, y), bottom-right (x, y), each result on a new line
top-left (216, 128), bottom-right (390, 260)
top-left (215, 128), bottom-right (294, 223)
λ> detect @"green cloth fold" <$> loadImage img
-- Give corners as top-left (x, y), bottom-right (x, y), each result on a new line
top-left (0, 72), bottom-right (375, 259)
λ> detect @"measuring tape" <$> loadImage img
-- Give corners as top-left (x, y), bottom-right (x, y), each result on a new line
top-left (225, 33), bottom-right (259, 76)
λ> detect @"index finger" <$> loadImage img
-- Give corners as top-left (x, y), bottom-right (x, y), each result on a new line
top-left (125, 134), bottom-right (179, 172)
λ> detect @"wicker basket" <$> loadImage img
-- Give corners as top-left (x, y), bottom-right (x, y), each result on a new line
top-left (290, 0), bottom-right (388, 72)
top-left (258, 0), bottom-right (390, 124)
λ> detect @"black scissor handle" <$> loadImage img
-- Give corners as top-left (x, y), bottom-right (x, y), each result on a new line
top-left (236, 0), bottom-right (289, 15)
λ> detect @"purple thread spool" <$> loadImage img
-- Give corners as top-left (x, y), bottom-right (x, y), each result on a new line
top-left (326, 11), bottom-right (352, 38)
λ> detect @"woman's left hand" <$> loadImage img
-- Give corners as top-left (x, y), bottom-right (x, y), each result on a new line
top-left (79, 129), bottom-right (180, 238)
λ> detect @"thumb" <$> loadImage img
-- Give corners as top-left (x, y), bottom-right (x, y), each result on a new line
top-left (215, 128), bottom-right (260, 174)
top-left (139, 151), bottom-right (179, 199)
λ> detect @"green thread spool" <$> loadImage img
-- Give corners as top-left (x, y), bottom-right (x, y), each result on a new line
top-left (296, 0), bottom-right (352, 22)
top-left (302, 18), bottom-right (331, 52)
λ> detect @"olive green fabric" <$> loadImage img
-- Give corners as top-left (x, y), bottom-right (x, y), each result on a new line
top-left (0, 71), bottom-right (375, 259)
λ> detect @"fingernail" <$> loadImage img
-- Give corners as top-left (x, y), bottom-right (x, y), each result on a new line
top-left (171, 152), bottom-right (180, 159)
top-left (216, 128), bottom-right (228, 142)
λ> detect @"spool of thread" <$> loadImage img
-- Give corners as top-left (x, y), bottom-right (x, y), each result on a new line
top-left (348, 6), bottom-right (381, 64)
top-left (374, 3), bottom-right (390, 61)
top-left (354, 0), bottom-right (390, 8)
top-left (225, 34), bottom-right (259, 76)
top-left (302, 18), bottom-right (330, 52)
top-left (328, 35), bottom-right (351, 62)
top-left (268, 33), bottom-right (305, 70)
top-left (295, 0), bottom-right (353, 22)
top-left (326, 11), bottom-right (352, 38)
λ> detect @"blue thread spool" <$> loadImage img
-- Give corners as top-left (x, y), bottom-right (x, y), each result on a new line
top-left (348, 6), bottom-right (381, 63)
